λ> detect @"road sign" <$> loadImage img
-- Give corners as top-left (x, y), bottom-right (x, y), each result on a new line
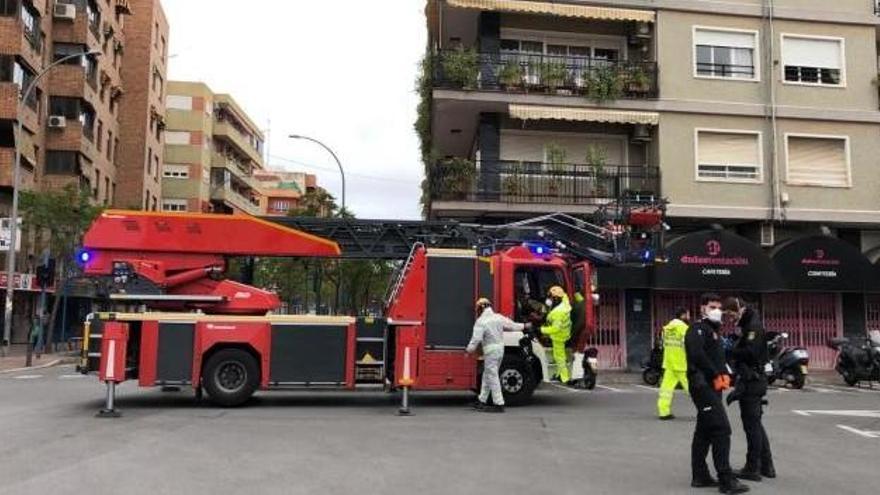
top-left (0, 218), bottom-right (22, 252)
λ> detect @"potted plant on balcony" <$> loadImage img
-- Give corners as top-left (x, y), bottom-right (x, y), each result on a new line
top-left (625, 64), bottom-right (652, 95)
top-left (502, 162), bottom-right (526, 202)
top-left (586, 144), bottom-right (608, 198)
top-left (539, 61), bottom-right (569, 94)
top-left (498, 61), bottom-right (524, 91)
top-left (434, 157), bottom-right (475, 200)
top-left (584, 66), bottom-right (624, 103)
top-left (441, 48), bottom-right (480, 90)
top-left (545, 143), bottom-right (567, 198)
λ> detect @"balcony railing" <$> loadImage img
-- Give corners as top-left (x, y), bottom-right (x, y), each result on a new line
top-left (429, 159), bottom-right (660, 205)
top-left (433, 50), bottom-right (658, 99)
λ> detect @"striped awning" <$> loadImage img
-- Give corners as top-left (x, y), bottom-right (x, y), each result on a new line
top-left (509, 104), bottom-right (660, 125)
top-left (446, 0), bottom-right (655, 23)
top-left (13, 127), bottom-right (37, 168)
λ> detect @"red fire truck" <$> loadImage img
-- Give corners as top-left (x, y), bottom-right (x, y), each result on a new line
top-left (78, 206), bottom-right (663, 416)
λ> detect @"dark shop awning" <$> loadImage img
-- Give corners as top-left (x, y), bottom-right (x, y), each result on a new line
top-left (654, 230), bottom-right (781, 292)
top-left (772, 236), bottom-right (874, 292)
top-left (597, 265), bottom-right (652, 289)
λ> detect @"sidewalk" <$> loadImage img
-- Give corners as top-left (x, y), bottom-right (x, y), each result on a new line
top-left (0, 346), bottom-right (76, 373)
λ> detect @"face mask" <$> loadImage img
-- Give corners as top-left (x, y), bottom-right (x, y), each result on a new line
top-left (707, 308), bottom-right (723, 323)
top-left (545, 298), bottom-right (554, 307)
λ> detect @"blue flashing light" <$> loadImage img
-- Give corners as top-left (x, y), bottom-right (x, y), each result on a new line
top-left (77, 250), bottom-right (92, 265)
top-left (525, 242), bottom-right (553, 257)
top-left (642, 249), bottom-right (654, 262)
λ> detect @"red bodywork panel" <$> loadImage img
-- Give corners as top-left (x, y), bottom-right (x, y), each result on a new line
top-left (81, 210), bottom-right (341, 314)
top-left (99, 322), bottom-right (129, 384)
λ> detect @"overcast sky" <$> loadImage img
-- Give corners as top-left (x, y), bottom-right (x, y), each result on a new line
top-left (163, 0), bottom-right (426, 219)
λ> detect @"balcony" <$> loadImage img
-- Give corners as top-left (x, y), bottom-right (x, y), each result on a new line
top-left (428, 159), bottom-right (659, 217)
top-left (210, 151), bottom-right (258, 189)
top-left (433, 50), bottom-right (658, 100)
top-left (213, 121), bottom-right (263, 165)
top-left (210, 184), bottom-right (261, 216)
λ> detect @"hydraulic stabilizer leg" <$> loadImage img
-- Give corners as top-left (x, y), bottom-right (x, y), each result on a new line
top-left (97, 381), bottom-right (121, 418)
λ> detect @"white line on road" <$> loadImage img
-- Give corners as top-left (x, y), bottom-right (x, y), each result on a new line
top-left (807, 387), bottom-right (839, 394)
top-left (836, 425), bottom-right (880, 439)
top-left (58, 374), bottom-right (85, 380)
top-left (826, 385), bottom-right (879, 394)
top-left (549, 383), bottom-right (582, 393)
top-left (792, 410), bottom-right (811, 416)
top-left (13, 375), bottom-right (43, 380)
top-left (792, 410), bottom-right (880, 419)
top-left (596, 384), bottom-right (630, 393)
top-left (634, 384), bottom-right (659, 392)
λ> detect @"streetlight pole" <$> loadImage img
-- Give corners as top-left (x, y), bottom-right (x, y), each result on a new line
top-left (288, 135), bottom-right (346, 214)
top-left (2, 50), bottom-right (101, 356)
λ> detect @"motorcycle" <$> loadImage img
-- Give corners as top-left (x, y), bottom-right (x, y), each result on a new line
top-left (765, 331), bottom-right (809, 389)
top-left (641, 341), bottom-right (663, 386)
top-left (576, 347), bottom-right (599, 390)
top-left (827, 330), bottom-right (880, 387)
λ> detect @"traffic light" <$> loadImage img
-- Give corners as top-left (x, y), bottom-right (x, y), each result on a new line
top-left (36, 258), bottom-right (56, 289)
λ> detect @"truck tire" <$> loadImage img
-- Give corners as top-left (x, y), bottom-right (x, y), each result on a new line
top-left (499, 354), bottom-right (537, 406)
top-left (203, 348), bottom-right (260, 407)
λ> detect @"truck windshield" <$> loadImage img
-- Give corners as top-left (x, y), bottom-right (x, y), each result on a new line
top-left (513, 266), bottom-right (565, 323)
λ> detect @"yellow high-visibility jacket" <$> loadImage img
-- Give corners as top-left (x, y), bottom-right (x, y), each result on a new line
top-left (540, 295), bottom-right (572, 342)
top-left (662, 318), bottom-right (689, 372)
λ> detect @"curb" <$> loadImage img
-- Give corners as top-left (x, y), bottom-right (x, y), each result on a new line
top-left (0, 357), bottom-right (75, 375)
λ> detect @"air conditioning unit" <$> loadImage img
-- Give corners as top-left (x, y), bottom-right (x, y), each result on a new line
top-left (53, 2), bottom-right (76, 20)
top-left (631, 124), bottom-right (652, 143)
top-left (48, 115), bottom-right (67, 129)
top-left (760, 223), bottom-right (775, 247)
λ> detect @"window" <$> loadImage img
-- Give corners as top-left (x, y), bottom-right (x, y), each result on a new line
top-left (21, 1), bottom-right (41, 51)
top-left (12, 61), bottom-right (37, 109)
top-left (82, 53), bottom-right (98, 88)
top-left (694, 27), bottom-right (757, 80)
top-left (79, 102), bottom-right (96, 141)
top-left (111, 181), bottom-right (116, 204)
top-left (164, 131), bottom-right (191, 145)
top-left (785, 134), bottom-right (850, 187)
top-left (0, 0), bottom-right (20, 16)
top-left (104, 177), bottom-right (110, 205)
top-left (513, 266), bottom-right (566, 323)
top-left (163, 164), bottom-right (189, 179)
top-left (147, 147), bottom-right (152, 175)
top-left (96, 120), bottom-right (103, 151)
top-left (86, 0), bottom-right (100, 38)
top-left (45, 151), bottom-right (79, 174)
top-left (53, 43), bottom-right (86, 64)
top-left (106, 130), bottom-right (112, 160)
top-left (94, 169), bottom-right (100, 199)
top-left (152, 196), bottom-right (158, 211)
top-left (0, 55), bottom-right (12, 81)
top-left (154, 154), bottom-right (159, 179)
top-left (166, 95), bottom-right (193, 110)
top-left (781, 35), bottom-right (844, 86)
top-left (160, 36), bottom-right (166, 59)
top-left (162, 199), bottom-right (188, 212)
top-left (49, 96), bottom-right (80, 118)
top-left (696, 129), bottom-right (762, 182)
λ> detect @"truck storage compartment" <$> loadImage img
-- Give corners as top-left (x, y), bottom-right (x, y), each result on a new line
top-left (426, 254), bottom-right (476, 348)
top-left (156, 322), bottom-right (194, 384)
top-left (270, 324), bottom-right (350, 385)
top-left (355, 317), bottom-right (386, 383)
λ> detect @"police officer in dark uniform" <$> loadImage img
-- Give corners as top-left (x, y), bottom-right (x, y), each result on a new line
top-left (685, 293), bottom-right (749, 494)
top-left (723, 297), bottom-right (776, 482)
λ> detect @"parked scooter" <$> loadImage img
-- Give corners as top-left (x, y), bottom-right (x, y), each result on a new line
top-left (765, 331), bottom-right (809, 389)
top-left (576, 347), bottom-right (599, 390)
top-left (827, 330), bottom-right (880, 386)
top-left (641, 341), bottom-right (663, 386)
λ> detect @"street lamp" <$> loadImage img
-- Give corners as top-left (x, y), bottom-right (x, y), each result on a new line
top-left (288, 135), bottom-right (346, 215)
top-left (1, 49), bottom-right (102, 356)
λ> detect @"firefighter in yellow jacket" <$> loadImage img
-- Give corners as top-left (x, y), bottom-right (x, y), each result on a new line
top-left (657, 307), bottom-right (691, 420)
top-left (541, 286), bottom-right (572, 383)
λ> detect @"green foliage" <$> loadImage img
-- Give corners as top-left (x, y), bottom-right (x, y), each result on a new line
top-left (545, 143), bottom-right (567, 165)
top-left (626, 64), bottom-right (651, 91)
top-left (545, 143), bottom-right (567, 196)
top-left (415, 53), bottom-right (434, 217)
top-left (498, 61), bottom-right (524, 88)
top-left (441, 47), bottom-right (479, 89)
top-left (584, 66), bottom-right (624, 102)
top-left (502, 163), bottom-right (526, 200)
top-left (433, 157), bottom-right (476, 200)
top-left (539, 61), bottom-right (569, 91)
top-left (19, 184), bottom-right (103, 263)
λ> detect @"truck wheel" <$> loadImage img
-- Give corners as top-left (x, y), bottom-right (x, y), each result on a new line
top-left (203, 349), bottom-right (260, 407)
top-left (499, 354), bottom-right (536, 406)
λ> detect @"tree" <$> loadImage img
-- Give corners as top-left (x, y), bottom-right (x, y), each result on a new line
top-left (19, 185), bottom-right (103, 351)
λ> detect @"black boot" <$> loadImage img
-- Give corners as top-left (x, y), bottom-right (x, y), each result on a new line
top-left (691, 477), bottom-right (719, 488)
top-left (719, 477), bottom-right (750, 494)
top-left (734, 467), bottom-right (762, 482)
top-left (761, 461), bottom-right (776, 479)
top-left (471, 400), bottom-right (486, 410)
top-left (480, 404), bottom-right (505, 413)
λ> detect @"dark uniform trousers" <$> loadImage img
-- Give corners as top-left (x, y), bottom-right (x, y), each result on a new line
top-left (690, 379), bottom-right (733, 482)
top-left (739, 374), bottom-right (773, 470)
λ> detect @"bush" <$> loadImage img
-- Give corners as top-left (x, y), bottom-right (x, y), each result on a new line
top-left (441, 48), bottom-right (479, 89)
top-left (584, 66), bottom-right (624, 102)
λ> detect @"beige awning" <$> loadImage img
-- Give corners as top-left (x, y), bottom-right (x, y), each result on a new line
top-left (509, 104), bottom-right (659, 125)
top-left (13, 127), bottom-right (37, 168)
top-left (446, 0), bottom-right (655, 23)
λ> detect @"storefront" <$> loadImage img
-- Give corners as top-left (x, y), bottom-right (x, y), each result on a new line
top-left (767, 235), bottom-right (874, 369)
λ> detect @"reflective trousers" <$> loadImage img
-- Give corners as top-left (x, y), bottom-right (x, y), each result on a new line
top-left (551, 338), bottom-right (570, 383)
top-left (657, 369), bottom-right (688, 417)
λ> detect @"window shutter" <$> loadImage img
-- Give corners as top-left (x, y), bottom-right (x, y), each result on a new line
top-left (695, 29), bottom-right (755, 49)
top-left (783, 37), bottom-right (841, 69)
top-left (787, 136), bottom-right (849, 187)
top-left (698, 132), bottom-right (759, 166)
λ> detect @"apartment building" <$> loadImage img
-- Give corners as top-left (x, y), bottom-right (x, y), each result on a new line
top-left (254, 169), bottom-right (319, 216)
top-left (116, 0), bottom-right (167, 211)
top-left (163, 81), bottom-right (264, 215)
top-left (424, 0), bottom-right (880, 370)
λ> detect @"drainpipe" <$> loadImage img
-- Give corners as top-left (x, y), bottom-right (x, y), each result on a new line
top-left (766, 0), bottom-right (783, 222)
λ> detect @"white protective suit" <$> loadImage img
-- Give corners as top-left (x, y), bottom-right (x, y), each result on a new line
top-left (466, 307), bottom-right (524, 406)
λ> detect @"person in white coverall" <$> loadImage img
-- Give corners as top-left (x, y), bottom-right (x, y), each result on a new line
top-left (466, 298), bottom-right (530, 413)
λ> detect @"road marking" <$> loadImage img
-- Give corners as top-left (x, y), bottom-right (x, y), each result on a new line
top-left (775, 387), bottom-right (790, 393)
top-left (634, 384), bottom-right (659, 392)
top-left (792, 410), bottom-right (880, 419)
top-left (549, 383), bottom-right (581, 393)
top-left (807, 387), bottom-right (838, 394)
top-left (836, 425), bottom-right (880, 439)
top-left (58, 374), bottom-right (85, 380)
top-left (596, 385), bottom-right (629, 393)
top-left (13, 375), bottom-right (42, 380)
top-left (826, 385), bottom-right (879, 394)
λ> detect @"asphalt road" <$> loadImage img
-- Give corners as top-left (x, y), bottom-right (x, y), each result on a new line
top-left (1, 366), bottom-right (878, 495)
